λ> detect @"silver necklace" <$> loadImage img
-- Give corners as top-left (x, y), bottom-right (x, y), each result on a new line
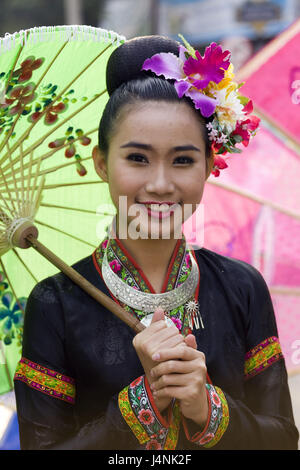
top-left (102, 249), bottom-right (199, 315)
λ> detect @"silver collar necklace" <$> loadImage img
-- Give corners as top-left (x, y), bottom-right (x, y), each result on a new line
top-left (101, 248), bottom-right (199, 315)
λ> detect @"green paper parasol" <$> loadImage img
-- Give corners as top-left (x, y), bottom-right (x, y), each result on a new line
top-left (0, 25), bottom-right (144, 395)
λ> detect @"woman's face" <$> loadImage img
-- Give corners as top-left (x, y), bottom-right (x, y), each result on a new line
top-left (93, 100), bottom-right (210, 240)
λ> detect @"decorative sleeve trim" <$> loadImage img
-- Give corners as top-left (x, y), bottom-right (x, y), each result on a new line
top-left (13, 357), bottom-right (75, 404)
top-left (244, 336), bottom-right (283, 380)
top-left (182, 384), bottom-right (229, 448)
top-left (118, 375), bottom-right (180, 449)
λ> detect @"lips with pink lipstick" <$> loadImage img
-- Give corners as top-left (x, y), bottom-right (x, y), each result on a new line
top-left (137, 201), bottom-right (180, 220)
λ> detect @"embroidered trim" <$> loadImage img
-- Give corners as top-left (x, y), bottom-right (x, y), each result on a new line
top-left (244, 336), bottom-right (283, 380)
top-left (118, 385), bottom-right (149, 444)
top-left (182, 384), bottom-right (229, 448)
top-left (203, 386), bottom-right (229, 448)
top-left (118, 375), bottom-right (180, 449)
top-left (152, 400), bottom-right (181, 451)
top-left (14, 357), bottom-right (75, 404)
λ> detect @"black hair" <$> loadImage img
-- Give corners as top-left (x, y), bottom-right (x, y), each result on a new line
top-left (98, 35), bottom-right (212, 161)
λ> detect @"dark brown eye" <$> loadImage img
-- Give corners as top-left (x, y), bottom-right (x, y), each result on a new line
top-left (126, 153), bottom-right (148, 163)
top-left (174, 156), bottom-right (194, 165)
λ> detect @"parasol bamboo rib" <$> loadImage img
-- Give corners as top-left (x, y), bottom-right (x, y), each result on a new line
top-left (26, 234), bottom-right (145, 333)
top-left (0, 154), bottom-right (93, 189)
top-left (237, 19), bottom-right (300, 81)
top-left (269, 286), bottom-right (300, 296)
top-left (0, 167), bottom-right (18, 216)
top-left (40, 203), bottom-right (115, 216)
top-left (0, 90), bottom-right (105, 168)
top-left (36, 180), bottom-right (104, 190)
top-left (208, 179), bottom-right (300, 221)
top-left (253, 106), bottom-right (300, 157)
top-left (0, 198), bottom-right (115, 218)
top-left (12, 248), bottom-right (38, 283)
top-left (0, 40), bottom-right (111, 164)
top-left (35, 219), bottom-right (97, 248)
top-left (1, 127), bottom-right (98, 177)
top-left (1, 180), bottom-right (105, 194)
top-left (0, 39), bottom-right (69, 156)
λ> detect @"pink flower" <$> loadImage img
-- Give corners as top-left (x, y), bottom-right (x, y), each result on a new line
top-left (145, 439), bottom-right (162, 450)
top-left (183, 43), bottom-right (231, 90)
top-left (185, 253), bottom-right (191, 267)
top-left (232, 100), bottom-right (260, 147)
top-left (101, 239), bottom-right (108, 250)
top-left (138, 409), bottom-right (155, 425)
top-left (171, 317), bottom-right (182, 330)
top-left (211, 154), bottom-right (228, 176)
top-left (109, 260), bottom-right (121, 273)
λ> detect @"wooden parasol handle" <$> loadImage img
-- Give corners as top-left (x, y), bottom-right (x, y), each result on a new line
top-left (26, 234), bottom-right (145, 334)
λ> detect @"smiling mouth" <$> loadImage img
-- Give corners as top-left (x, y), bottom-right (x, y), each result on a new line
top-left (136, 201), bottom-right (180, 219)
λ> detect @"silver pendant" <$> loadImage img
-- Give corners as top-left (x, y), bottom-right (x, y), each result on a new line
top-left (185, 300), bottom-right (204, 330)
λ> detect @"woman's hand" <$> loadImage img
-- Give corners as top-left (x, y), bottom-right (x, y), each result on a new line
top-left (149, 335), bottom-right (208, 428)
top-left (132, 307), bottom-right (185, 412)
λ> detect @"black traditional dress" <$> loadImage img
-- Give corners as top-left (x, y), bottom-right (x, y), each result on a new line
top-left (13, 236), bottom-right (299, 449)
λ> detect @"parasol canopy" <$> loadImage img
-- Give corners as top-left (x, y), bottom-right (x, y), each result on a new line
top-left (0, 25), bottom-right (127, 394)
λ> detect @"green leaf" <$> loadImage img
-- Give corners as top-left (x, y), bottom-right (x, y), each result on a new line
top-left (178, 34), bottom-right (196, 58)
top-left (232, 134), bottom-right (243, 143)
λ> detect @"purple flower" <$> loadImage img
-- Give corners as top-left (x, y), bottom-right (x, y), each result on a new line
top-left (183, 43), bottom-right (231, 90)
top-left (142, 51), bottom-right (184, 80)
top-left (141, 44), bottom-right (220, 117)
top-left (183, 87), bottom-right (218, 117)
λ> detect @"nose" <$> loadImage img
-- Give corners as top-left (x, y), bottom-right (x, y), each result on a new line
top-left (145, 162), bottom-right (175, 195)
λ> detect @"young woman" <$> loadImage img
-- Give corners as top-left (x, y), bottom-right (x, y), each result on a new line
top-left (13, 35), bottom-right (299, 450)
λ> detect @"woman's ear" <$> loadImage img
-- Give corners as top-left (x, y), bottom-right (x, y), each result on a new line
top-left (92, 145), bottom-right (108, 182)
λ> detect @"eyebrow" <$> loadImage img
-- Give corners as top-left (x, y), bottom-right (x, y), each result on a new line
top-left (120, 141), bottom-right (201, 152)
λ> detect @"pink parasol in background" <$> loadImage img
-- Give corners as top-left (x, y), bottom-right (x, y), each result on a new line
top-left (184, 19), bottom-right (300, 374)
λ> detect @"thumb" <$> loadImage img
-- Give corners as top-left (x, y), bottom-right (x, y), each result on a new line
top-left (184, 334), bottom-right (197, 350)
top-left (151, 307), bottom-right (165, 324)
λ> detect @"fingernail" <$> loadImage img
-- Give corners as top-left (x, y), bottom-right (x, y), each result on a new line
top-left (152, 353), bottom-right (160, 361)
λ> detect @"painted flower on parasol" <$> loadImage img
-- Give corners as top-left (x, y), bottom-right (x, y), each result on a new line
top-left (0, 271), bottom-right (25, 349)
top-left (13, 56), bottom-right (45, 83)
top-left (48, 126), bottom-right (91, 176)
top-left (142, 35), bottom-right (260, 176)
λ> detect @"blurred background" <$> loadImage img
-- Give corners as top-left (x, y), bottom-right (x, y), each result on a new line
top-left (1, 0), bottom-right (300, 70)
top-left (0, 0), bottom-right (299, 450)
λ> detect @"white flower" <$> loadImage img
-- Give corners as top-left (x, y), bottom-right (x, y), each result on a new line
top-left (208, 128), bottom-right (218, 141)
top-left (216, 133), bottom-right (228, 144)
top-left (214, 88), bottom-right (245, 134)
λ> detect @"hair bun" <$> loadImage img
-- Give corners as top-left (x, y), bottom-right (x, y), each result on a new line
top-left (106, 35), bottom-right (180, 96)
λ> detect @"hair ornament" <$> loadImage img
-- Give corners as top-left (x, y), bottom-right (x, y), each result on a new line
top-left (142, 34), bottom-right (260, 176)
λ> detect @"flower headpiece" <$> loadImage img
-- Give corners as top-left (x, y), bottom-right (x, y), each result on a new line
top-left (142, 35), bottom-right (260, 177)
